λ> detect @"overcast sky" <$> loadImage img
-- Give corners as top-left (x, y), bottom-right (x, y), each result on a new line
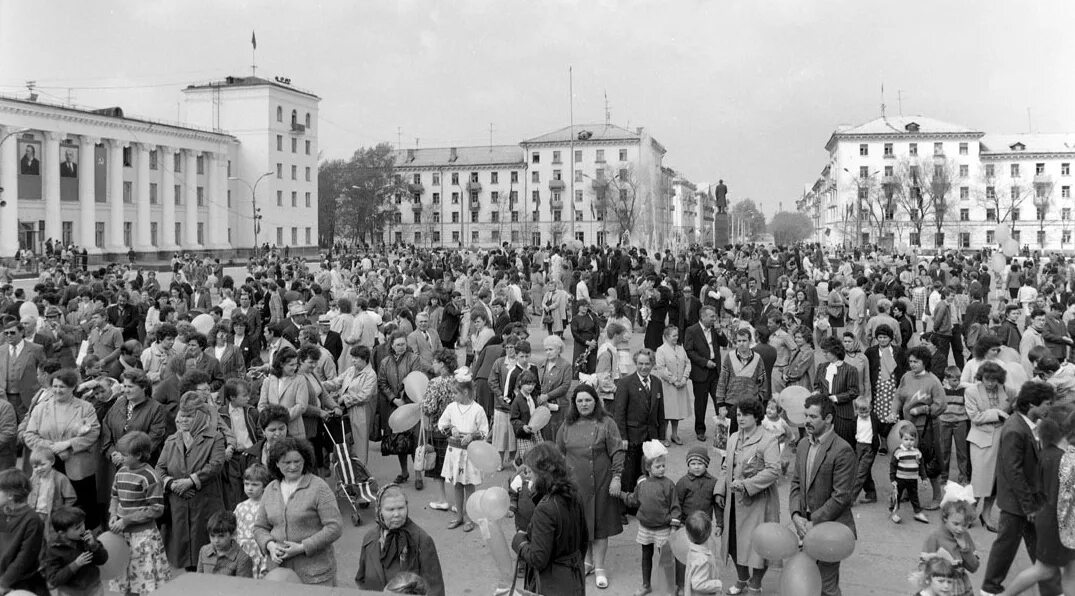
top-left (2, 0), bottom-right (1073, 215)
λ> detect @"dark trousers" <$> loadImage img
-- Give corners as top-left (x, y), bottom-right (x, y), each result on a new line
top-left (852, 442), bottom-right (877, 500)
top-left (691, 375), bottom-right (719, 436)
top-left (950, 323), bottom-right (965, 369)
top-left (52, 459), bottom-right (100, 530)
top-left (817, 560), bottom-right (842, 596)
top-left (982, 510), bottom-right (1064, 595)
top-left (936, 419), bottom-right (970, 484)
top-left (891, 478), bottom-right (921, 514)
top-left (930, 334), bottom-right (951, 379)
top-left (622, 443), bottom-right (645, 493)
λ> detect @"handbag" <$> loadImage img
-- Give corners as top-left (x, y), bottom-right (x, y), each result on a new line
top-left (413, 419), bottom-right (436, 472)
top-left (508, 558), bottom-right (542, 596)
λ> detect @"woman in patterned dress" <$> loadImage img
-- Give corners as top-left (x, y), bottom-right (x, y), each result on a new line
top-left (418, 348), bottom-right (458, 512)
top-left (865, 324), bottom-right (906, 450)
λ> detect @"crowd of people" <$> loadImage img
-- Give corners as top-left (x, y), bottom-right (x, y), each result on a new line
top-left (0, 241), bottom-right (1073, 596)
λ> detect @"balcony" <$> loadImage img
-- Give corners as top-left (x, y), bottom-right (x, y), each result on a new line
top-left (1034, 174), bottom-right (1052, 186)
top-left (466, 181), bottom-right (482, 192)
top-left (290, 122), bottom-right (305, 135)
top-left (469, 200), bottom-right (481, 211)
top-left (408, 182), bottom-right (424, 194)
top-left (378, 203), bottom-right (398, 213)
top-left (550, 195), bottom-right (564, 208)
top-left (881, 175), bottom-right (898, 187)
top-left (548, 179), bottom-right (566, 191)
top-left (411, 202), bottom-right (423, 211)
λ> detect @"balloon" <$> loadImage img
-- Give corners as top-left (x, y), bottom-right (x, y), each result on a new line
top-left (1003, 361), bottom-right (1029, 392)
top-left (9, 592), bottom-right (41, 596)
top-left (467, 440), bottom-right (501, 474)
top-left (781, 552), bottom-right (823, 596)
top-left (388, 403), bottom-right (422, 433)
top-left (887, 420), bottom-right (916, 455)
top-left (481, 486), bottom-right (511, 521)
top-left (803, 521), bottom-right (856, 562)
top-left (996, 346), bottom-right (1021, 364)
top-left (97, 531), bottom-right (130, 580)
top-left (403, 371), bottom-right (429, 403)
top-left (1003, 239), bottom-right (1019, 256)
top-left (191, 313), bottom-right (215, 335)
top-left (751, 522), bottom-right (800, 560)
top-left (778, 386), bottom-right (811, 425)
top-left (466, 488), bottom-right (487, 521)
top-left (718, 286), bottom-right (733, 300)
top-left (528, 406), bottom-right (552, 433)
top-left (669, 527), bottom-right (691, 563)
top-left (996, 224), bottom-right (1010, 243)
top-left (990, 253), bottom-right (1007, 273)
top-left (264, 567), bottom-right (303, 583)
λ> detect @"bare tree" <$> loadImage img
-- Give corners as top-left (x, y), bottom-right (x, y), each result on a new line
top-left (1033, 173), bottom-right (1056, 247)
top-left (890, 158), bottom-right (935, 247)
top-left (851, 174), bottom-right (896, 247)
top-left (974, 168), bottom-right (1035, 238)
top-left (596, 163), bottom-right (641, 239)
top-left (919, 158), bottom-right (959, 247)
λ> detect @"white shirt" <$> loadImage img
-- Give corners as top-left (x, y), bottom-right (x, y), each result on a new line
top-left (8, 339), bottom-right (24, 359)
top-left (228, 404), bottom-right (253, 450)
top-left (855, 416), bottom-right (873, 444)
top-left (280, 478), bottom-right (300, 503)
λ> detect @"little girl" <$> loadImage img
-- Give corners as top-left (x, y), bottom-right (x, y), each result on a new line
top-left (920, 492), bottom-right (980, 595)
top-left (0, 468), bottom-right (49, 595)
top-left (27, 447), bottom-right (77, 542)
top-left (621, 440), bottom-right (681, 596)
top-left (234, 463), bottom-right (271, 579)
top-left (437, 367), bottom-right (490, 532)
top-left (108, 431), bottom-right (171, 596)
top-left (712, 406), bottom-right (731, 454)
top-left (910, 552), bottom-right (960, 596)
top-left (509, 370), bottom-right (540, 461)
top-left (761, 401), bottom-right (795, 454)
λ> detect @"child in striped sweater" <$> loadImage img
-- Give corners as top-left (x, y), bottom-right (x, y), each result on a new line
top-left (108, 431), bottom-right (171, 596)
top-left (889, 424), bottom-right (929, 524)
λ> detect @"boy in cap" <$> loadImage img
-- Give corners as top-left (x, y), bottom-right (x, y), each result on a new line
top-left (675, 445), bottom-right (718, 593)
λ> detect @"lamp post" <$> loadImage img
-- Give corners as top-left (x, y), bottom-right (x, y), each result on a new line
top-left (844, 168), bottom-right (879, 248)
top-left (229, 171), bottom-right (273, 257)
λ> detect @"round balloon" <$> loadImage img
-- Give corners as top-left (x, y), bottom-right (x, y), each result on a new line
top-left (1003, 238), bottom-right (1019, 256)
top-left (751, 522), bottom-right (800, 560)
top-left (669, 527), bottom-right (691, 563)
top-left (466, 488), bottom-right (487, 521)
top-left (467, 440), bottom-right (500, 474)
top-left (481, 486), bottom-right (511, 521)
top-left (991, 253), bottom-right (1007, 273)
top-left (996, 346), bottom-right (1021, 364)
top-left (718, 286), bottom-right (733, 300)
top-left (403, 371), bottom-right (430, 403)
top-left (887, 420), bottom-right (915, 455)
top-left (781, 552), bottom-right (823, 596)
top-left (1003, 361), bottom-right (1029, 393)
top-left (264, 567), bottom-right (303, 583)
top-left (778, 386), bottom-right (811, 425)
top-left (803, 522), bottom-right (856, 562)
top-left (996, 224), bottom-right (1010, 243)
top-left (528, 406), bottom-right (552, 433)
top-left (96, 531), bottom-right (130, 580)
top-left (388, 403), bottom-right (422, 433)
top-left (191, 313), bottom-right (215, 335)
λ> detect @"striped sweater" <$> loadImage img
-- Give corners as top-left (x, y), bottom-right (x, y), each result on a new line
top-left (110, 463), bottom-right (165, 533)
top-left (889, 446), bottom-right (926, 481)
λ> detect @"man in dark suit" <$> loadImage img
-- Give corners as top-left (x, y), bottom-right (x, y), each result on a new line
top-left (60, 149), bottom-right (78, 177)
top-left (406, 312), bottom-right (441, 370)
top-left (980, 382), bottom-right (1062, 596)
top-left (231, 318), bottom-right (261, 369)
top-left (737, 278), bottom-right (767, 322)
top-left (106, 291), bottom-right (139, 341)
top-left (20, 144), bottom-right (39, 175)
top-left (677, 282), bottom-right (702, 340)
top-left (683, 305), bottom-right (727, 441)
top-left (34, 306), bottom-right (80, 368)
top-left (0, 317), bottom-right (46, 422)
top-left (317, 315), bottom-right (344, 365)
top-left (613, 349), bottom-right (664, 493)
top-left (789, 395), bottom-right (856, 596)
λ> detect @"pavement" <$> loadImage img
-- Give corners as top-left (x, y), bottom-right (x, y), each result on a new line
top-left (18, 266), bottom-right (1036, 595)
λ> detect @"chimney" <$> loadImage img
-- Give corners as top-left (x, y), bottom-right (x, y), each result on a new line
top-left (406, 149), bottom-right (415, 162)
top-left (449, 147), bottom-right (458, 162)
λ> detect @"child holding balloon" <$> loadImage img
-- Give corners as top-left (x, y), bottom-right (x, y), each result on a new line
top-left (437, 367), bottom-right (490, 532)
top-left (621, 440), bottom-right (681, 596)
top-left (509, 370), bottom-right (541, 461)
top-left (107, 431), bottom-right (171, 596)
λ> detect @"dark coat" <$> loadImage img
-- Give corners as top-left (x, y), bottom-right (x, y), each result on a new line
top-left (788, 429), bottom-right (857, 536)
top-left (512, 491), bottom-right (588, 596)
top-left (612, 373), bottom-right (664, 445)
top-left (0, 502), bottom-right (49, 596)
top-left (683, 323), bottom-right (727, 383)
top-left (994, 413), bottom-right (1047, 517)
top-left (156, 427), bottom-right (227, 569)
top-left (320, 330), bottom-right (344, 364)
top-left (677, 293), bottom-right (702, 336)
top-left (864, 345), bottom-right (907, 389)
top-left (354, 519), bottom-right (445, 596)
top-left (813, 362), bottom-right (860, 423)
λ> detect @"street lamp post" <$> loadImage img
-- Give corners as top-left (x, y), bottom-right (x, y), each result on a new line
top-left (229, 172), bottom-right (273, 257)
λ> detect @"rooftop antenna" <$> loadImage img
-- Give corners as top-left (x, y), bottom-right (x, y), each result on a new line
top-left (26, 80), bottom-right (37, 102)
top-left (897, 90), bottom-right (904, 116)
top-left (250, 30), bottom-right (257, 77)
top-left (1027, 107), bottom-right (1033, 133)
top-left (880, 83), bottom-right (886, 118)
top-left (604, 90), bottom-right (611, 126)
top-left (414, 137), bottom-right (419, 149)
top-left (489, 123), bottom-right (494, 151)
top-left (396, 126), bottom-right (402, 150)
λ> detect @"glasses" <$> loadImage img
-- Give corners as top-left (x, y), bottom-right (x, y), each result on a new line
top-left (2, 330), bottom-right (19, 335)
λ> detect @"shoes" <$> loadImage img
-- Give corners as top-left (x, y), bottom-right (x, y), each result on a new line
top-left (726, 581), bottom-right (749, 594)
top-left (697, 433), bottom-right (707, 442)
top-left (979, 514), bottom-right (997, 533)
top-left (462, 521), bottom-right (475, 532)
top-left (891, 513), bottom-right (902, 523)
top-left (632, 586), bottom-right (651, 596)
top-left (415, 477), bottom-right (424, 491)
top-left (913, 512), bottom-right (929, 524)
top-left (595, 569), bottom-right (608, 589)
top-left (661, 440), bottom-right (671, 447)
top-left (670, 435), bottom-right (684, 445)
top-left (447, 519), bottom-right (464, 529)
top-left (393, 473), bottom-right (409, 484)
top-left (429, 501), bottom-right (451, 511)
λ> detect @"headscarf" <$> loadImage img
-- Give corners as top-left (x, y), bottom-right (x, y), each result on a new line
top-left (177, 391), bottom-right (212, 448)
top-left (375, 483), bottom-right (419, 570)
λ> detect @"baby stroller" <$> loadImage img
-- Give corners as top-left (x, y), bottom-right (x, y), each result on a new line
top-left (322, 416), bottom-right (378, 526)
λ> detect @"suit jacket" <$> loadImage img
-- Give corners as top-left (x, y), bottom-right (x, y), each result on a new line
top-left (33, 326), bottom-right (80, 369)
top-left (210, 345), bottom-right (246, 380)
top-left (60, 161), bottom-right (77, 177)
top-left (187, 352), bottom-right (225, 391)
top-left (191, 292), bottom-right (212, 313)
top-left (995, 413), bottom-right (1047, 517)
top-left (0, 340), bottom-right (46, 419)
top-left (406, 328), bottom-right (442, 369)
top-left (813, 361), bottom-right (860, 421)
top-left (537, 356), bottom-right (573, 408)
top-left (864, 345), bottom-right (907, 390)
top-left (612, 373), bottom-right (664, 445)
top-left (678, 294), bottom-right (702, 333)
top-left (788, 429), bottom-right (857, 535)
top-left (320, 330), bottom-right (343, 364)
top-left (23, 397), bottom-right (101, 480)
top-left (683, 323), bottom-right (727, 383)
top-left (21, 156), bottom-right (39, 175)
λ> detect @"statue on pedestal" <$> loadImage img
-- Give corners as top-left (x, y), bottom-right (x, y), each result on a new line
top-left (714, 179), bottom-right (727, 214)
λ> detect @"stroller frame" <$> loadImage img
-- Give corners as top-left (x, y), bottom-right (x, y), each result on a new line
top-left (322, 416), bottom-right (378, 526)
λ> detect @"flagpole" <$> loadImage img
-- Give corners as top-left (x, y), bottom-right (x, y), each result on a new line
top-left (251, 30), bottom-right (257, 76)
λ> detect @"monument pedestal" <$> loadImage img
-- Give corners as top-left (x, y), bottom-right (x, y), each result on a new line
top-left (714, 212), bottom-right (730, 247)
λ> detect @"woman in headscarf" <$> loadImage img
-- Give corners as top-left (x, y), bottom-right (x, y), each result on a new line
top-left (355, 484), bottom-right (445, 595)
top-left (841, 331), bottom-right (871, 403)
top-left (155, 391), bottom-right (226, 571)
top-left (864, 324), bottom-right (906, 448)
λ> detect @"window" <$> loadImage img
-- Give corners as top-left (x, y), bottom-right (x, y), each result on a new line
top-left (883, 143), bottom-right (893, 156)
top-left (176, 223), bottom-right (183, 246)
top-left (150, 222), bottom-right (158, 246)
top-left (123, 181), bottom-right (133, 204)
top-left (469, 191), bottom-right (478, 204)
top-left (859, 166), bottom-right (869, 178)
top-left (574, 170), bottom-right (583, 182)
top-left (986, 230), bottom-right (994, 243)
top-left (959, 232), bottom-right (970, 248)
top-left (149, 150), bottom-right (158, 170)
top-left (511, 211), bottom-right (519, 223)
top-left (197, 222), bottom-right (204, 245)
top-left (1064, 186), bottom-right (1071, 198)
top-left (414, 212), bottom-right (421, 224)
top-left (411, 174), bottom-right (421, 185)
top-left (306, 228), bottom-right (311, 245)
top-left (291, 138), bottom-right (297, 153)
top-left (491, 191), bottom-right (499, 203)
top-left (291, 227), bottom-right (297, 245)
top-left (276, 163), bottom-right (282, 178)
top-left (986, 208), bottom-right (996, 221)
top-left (531, 152), bottom-right (540, 164)
top-left (552, 150), bottom-right (561, 164)
top-left (451, 231), bottom-right (459, 243)
top-left (470, 171), bottom-right (479, 183)
top-left (491, 230), bottom-right (500, 242)
top-left (94, 222), bottom-right (104, 248)
top-left (859, 143), bottom-right (868, 156)
top-left (934, 142), bottom-right (944, 155)
top-left (277, 135), bottom-right (283, 151)
top-left (305, 113), bottom-right (311, 128)
top-left (531, 171), bottom-right (540, 183)
top-left (531, 190), bottom-right (540, 203)
top-left (305, 140), bottom-right (311, 155)
top-left (432, 192), bottom-right (440, 204)
top-left (491, 172), bottom-right (498, 184)
top-left (553, 169), bottom-right (562, 181)
top-left (575, 210), bottom-right (583, 221)
top-left (985, 164), bottom-right (995, 178)
top-left (1012, 186), bottom-right (1021, 200)
top-left (451, 192), bottom-right (459, 204)
top-left (532, 210), bottom-right (539, 221)
top-left (596, 149), bottom-right (605, 163)
top-left (959, 208), bottom-right (969, 221)
top-left (986, 186), bottom-right (996, 199)
top-left (228, 190), bottom-right (231, 207)
top-left (290, 110), bottom-right (297, 126)
top-left (935, 165), bottom-right (945, 178)
top-left (174, 184), bottom-right (181, 205)
top-left (909, 143), bottom-right (918, 156)
top-left (276, 106), bottom-right (283, 122)
top-left (909, 232), bottom-right (920, 246)
top-left (959, 142), bottom-right (968, 155)
top-left (575, 190), bottom-right (583, 202)
top-left (305, 167), bottom-right (311, 182)
top-left (196, 186), bottom-right (204, 206)
top-left (884, 165), bottom-right (894, 176)
top-left (227, 160), bottom-right (231, 176)
top-left (150, 183), bottom-right (158, 204)
top-left (432, 212), bottom-right (440, 223)
top-left (1064, 208), bottom-right (1072, 220)
top-left (277, 190), bottom-right (283, 206)
top-left (511, 230), bottom-right (520, 243)
top-left (959, 165), bottom-right (969, 178)
top-left (491, 212), bottom-right (499, 223)
top-left (619, 149), bottom-right (627, 161)
top-left (1012, 208), bottom-right (1020, 221)
top-left (510, 171), bottom-right (518, 184)
top-left (451, 173), bottom-right (459, 185)
top-left (451, 212), bottom-right (459, 223)
top-left (858, 187), bottom-right (868, 200)
top-left (174, 153), bottom-right (182, 172)
top-left (1064, 163), bottom-right (1071, 176)
top-left (574, 150), bottom-right (582, 163)
top-left (1034, 162), bottom-right (1046, 175)
top-left (1011, 164), bottom-right (1020, 177)
top-left (960, 187), bottom-right (969, 200)
top-left (471, 230), bottom-right (479, 243)
top-left (291, 165), bottom-right (297, 180)
top-left (553, 209), bottom-right (562, 221)
top-left (291, 191), bottom-right (297, 207)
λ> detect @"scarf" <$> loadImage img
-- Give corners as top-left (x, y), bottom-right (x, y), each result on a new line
top-left (375, 484), bottom-right (419, 570)
top-left (879, 345), bottom-right (897, 380)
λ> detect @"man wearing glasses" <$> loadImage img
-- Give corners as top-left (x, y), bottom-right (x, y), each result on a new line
top-left (0, 316), bottom-right (46, 422)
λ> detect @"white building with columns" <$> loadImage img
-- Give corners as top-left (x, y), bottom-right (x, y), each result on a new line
top-left (0, 75), bottom-right (319, 261)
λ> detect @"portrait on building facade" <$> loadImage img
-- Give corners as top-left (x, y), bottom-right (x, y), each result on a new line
top-left (60, 146), bottom-right (78, 178)
top-left (18, 140), bottom-right (40, 175)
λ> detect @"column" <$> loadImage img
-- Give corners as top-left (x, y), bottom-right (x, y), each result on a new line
top-left (134, 143), bottom-right (153, 251)
top-left (207, 151), bottom-right (228, 248)
top-left (159, 146), bottom-right (178, 250)
top-left (77, 135), bottom-right (100, 254)
top-left (105, 139), bottom-right (125, 252)
top-left (183, 150), bottom-right (198, 247)
top-left (43, 131), bottom-right (61, 243)
top-left (0, 126), bottom-right (19, 258)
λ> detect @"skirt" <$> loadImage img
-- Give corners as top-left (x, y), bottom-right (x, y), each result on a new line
top-left (515, 437), bottom-right (537, 460)
top-left (490, 410), bottom-right (516, 452)
top-left (636, 524), bottom-right (672, 547)
top-left (442, 445), bottom-right (484, 485)
top-left (970, 443), bottom-right (998, 498)
top-left (108, 527), bottom-right (172, 595)
top-left (874, 377), bottom-right (897, 424)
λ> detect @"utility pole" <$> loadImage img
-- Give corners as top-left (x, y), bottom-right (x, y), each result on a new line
top-left (568, 66), bottom-right (575, 241)
top-left (489, 123), bottom-right (494, 151)
top-left (397, 127), bottom-right (402, 150)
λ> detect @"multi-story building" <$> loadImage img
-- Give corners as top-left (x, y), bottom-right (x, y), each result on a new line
top-left (0, 75), bottom-right (318, 261)
top-left (386, 123), bottom-right (673, 249)
top-left (670, 173), bottom-right (698, 245)
top-left (805, 114), bottom-right (1075, 251)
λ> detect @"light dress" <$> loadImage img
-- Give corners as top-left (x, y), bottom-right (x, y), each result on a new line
top-left (437, 401), bottom-right (490, 486)
top-left (235, 498), bottom-right (268, 579)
